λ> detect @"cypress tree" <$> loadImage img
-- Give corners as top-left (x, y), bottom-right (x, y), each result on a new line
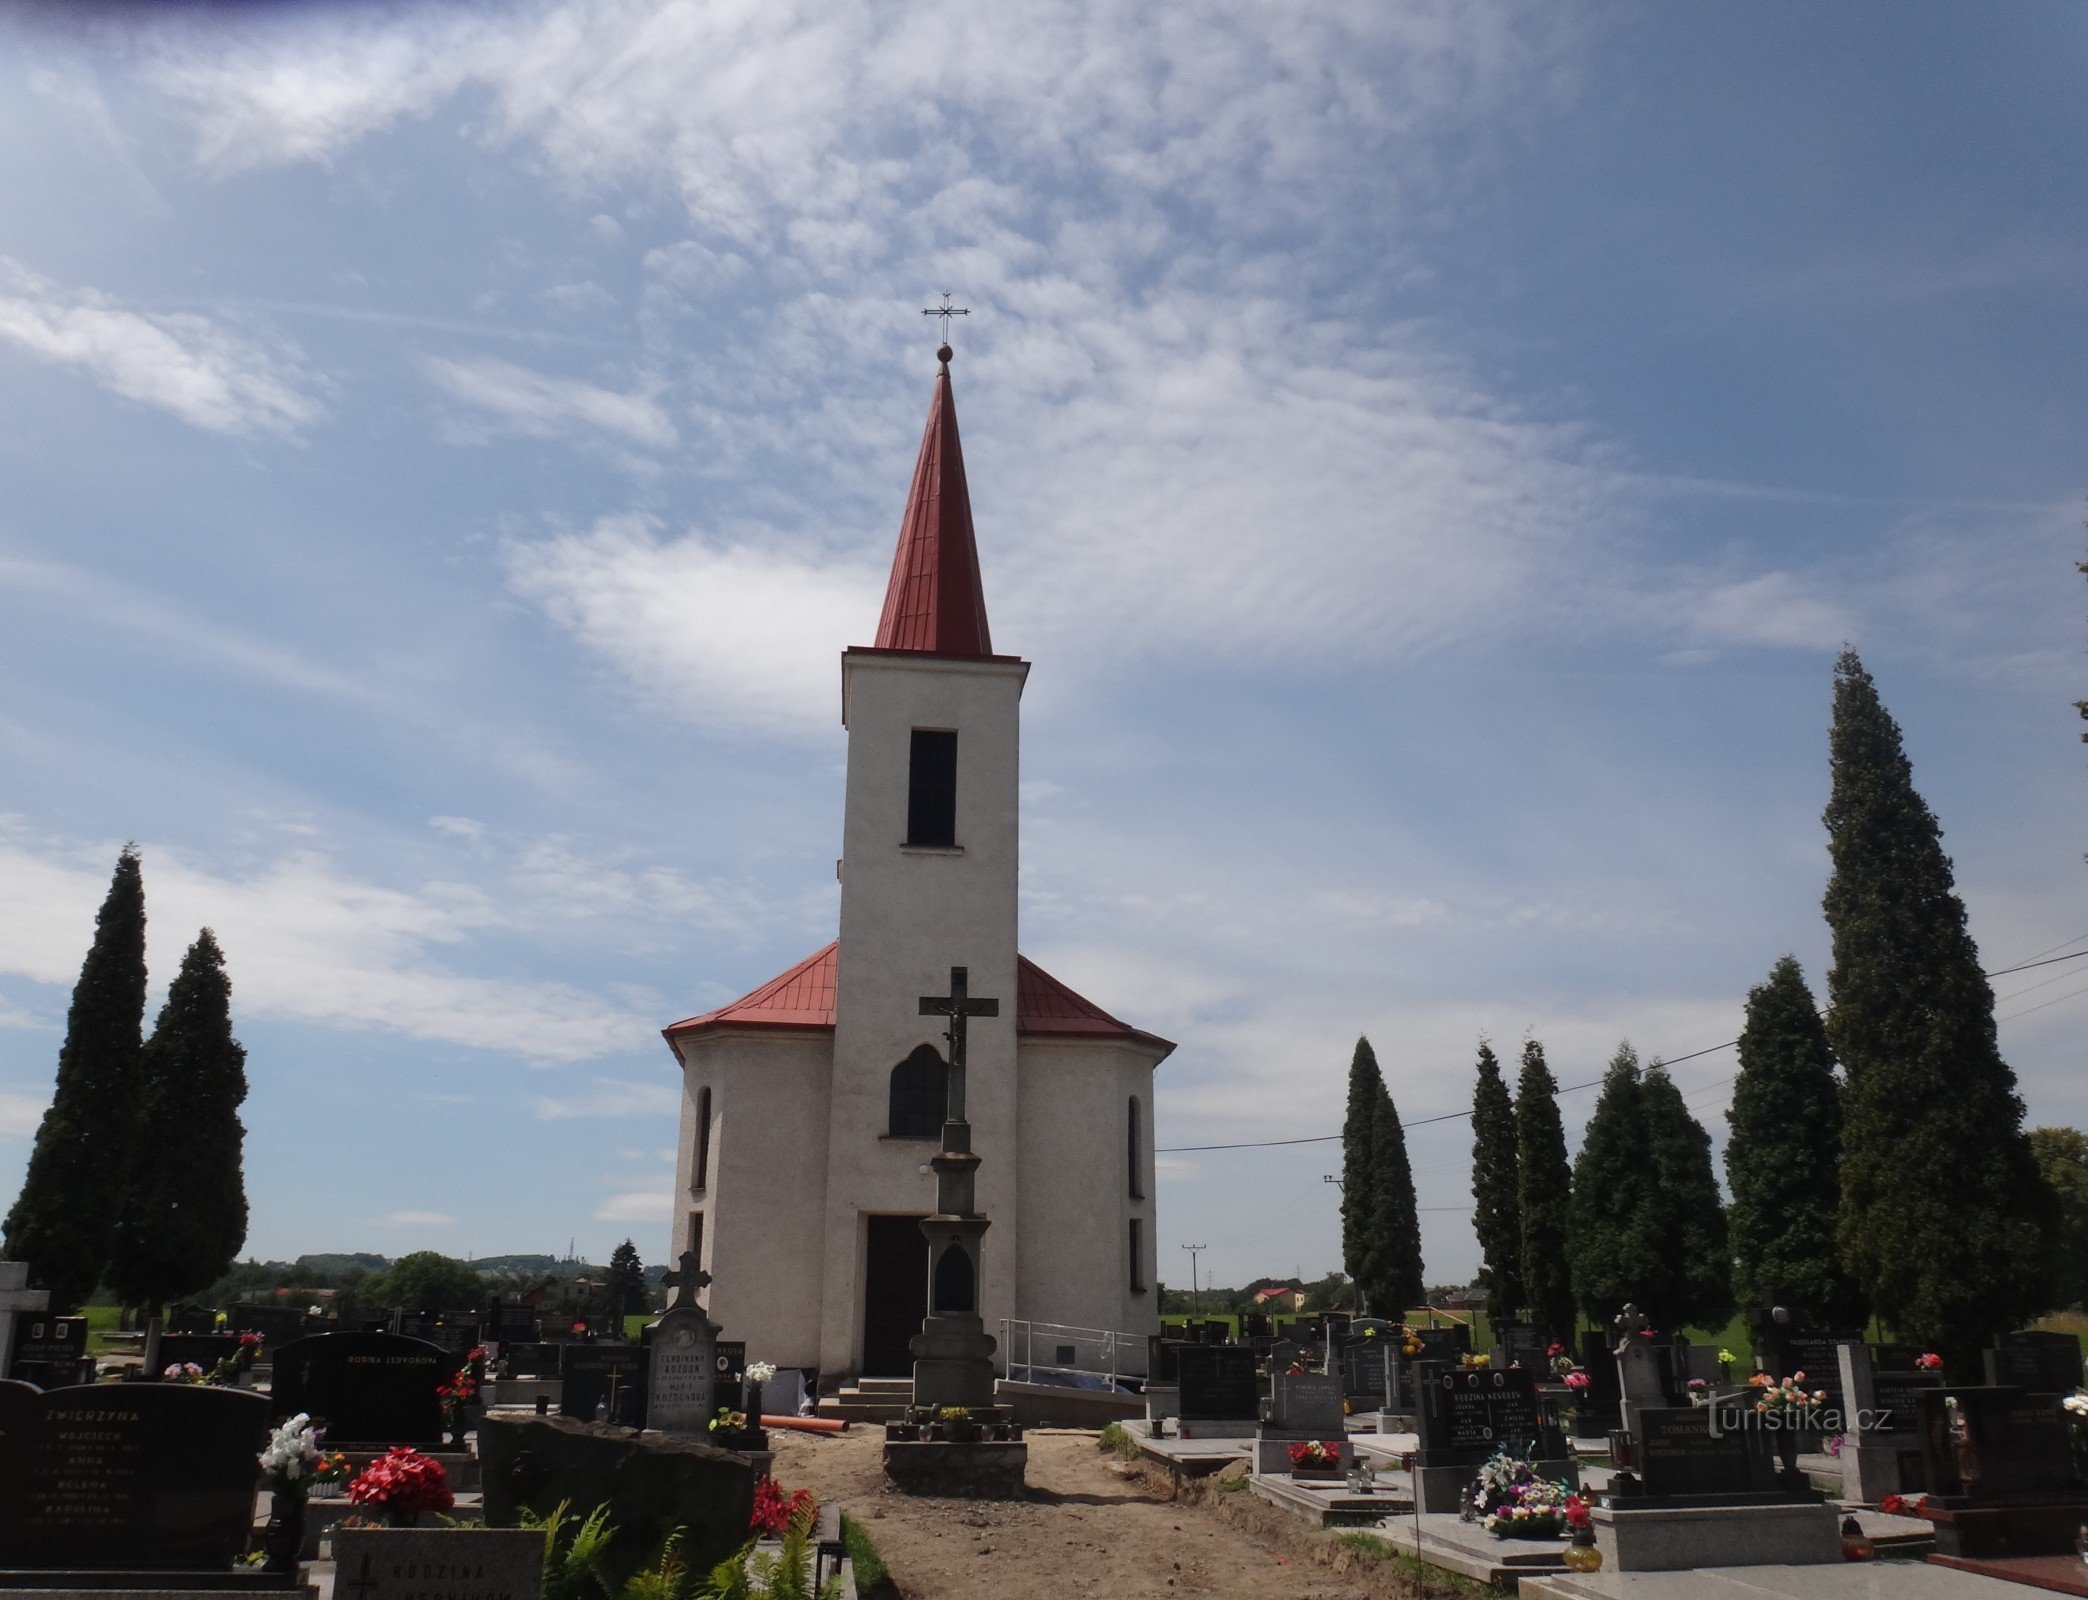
top-left (1469, 1043), bottom-right (1524, 1328)
top-left (1369, 1080), bottom-right (1424, 1318)
top-left (605, 1239), bottom-right (647, 1324)
top-left (1726, 956), bottom-right (1860, 1325)
top-left (107, 930), bottom-right (249, 1313)
top-left (1339, 1037), bottom-right (1384, 1304)
top-left (2029, 1128), bottom-right (2088, 1313)
top-left (1640, 1058), bottom-right (1735, 1333)
top-left (3, 846), bottom-right (147, 1311)
top-left (1568, 1043), bottom-right (1659, 1327)
top-left (1515, 1039), bottom-right (1575, 1340)
top-left (1825, 650), bottom-right (2050, 1353)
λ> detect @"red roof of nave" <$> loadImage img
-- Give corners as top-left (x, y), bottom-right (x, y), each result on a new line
top-left (663, 943), bottom-right (1173, 1056)
top-left (872, 353), bottom-right (994, 656)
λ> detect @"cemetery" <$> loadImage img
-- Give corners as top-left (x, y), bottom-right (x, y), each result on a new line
top-left (2, 33), bottom-right (2086, 1594)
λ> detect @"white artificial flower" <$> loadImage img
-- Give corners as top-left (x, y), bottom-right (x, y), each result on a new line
top-left (746, 1362), bottom-right (777, 1385)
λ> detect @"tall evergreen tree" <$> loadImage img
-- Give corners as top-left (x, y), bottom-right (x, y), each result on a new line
top-left (107, 930), bottom-right (249, 1313)
top-left (1725, 956), bottom-right (1860, 1324)
top-left (1568, 1043), bottom-right (1659, 1327)
top-left (1338, 1037), bottom-right (1384, 1302)
top-left (605, 1239), bottom-right (647, 1324)
top-left (3, 846), bottom-right (148, 1311)
top-left (1825, 650), bottom-right (2050, 1353)
top-left (2029, 1128), bottom-right (2088, 1313)
top-left (1640, 1058), bottom-right (1735, 1332)
top-left (1368, 1080), bottom-right (1424, 1317)
top-left (1515, 1039), bottom-right (1575, 1339)
top-left (1469, 1043), bottom-right (1524, 1328)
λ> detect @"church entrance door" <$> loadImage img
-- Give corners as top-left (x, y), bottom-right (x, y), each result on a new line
top-left (861, 1213), bottom-right (929, 1377)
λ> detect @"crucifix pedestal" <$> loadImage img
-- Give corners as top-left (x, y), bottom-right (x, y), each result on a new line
top-left (910, 966), bottom-right (1000, 1410)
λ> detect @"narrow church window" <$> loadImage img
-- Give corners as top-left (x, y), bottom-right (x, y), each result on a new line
top-left (693, 1086), bottom-right (712, 1192)
top-left (688, 1212), bottom-right (704, 1267)
top-left (1128, 1097), bottom-right (1144, 1199)
top-left (906, 729), bottom-right (958, 846)
top-left (934, 1242), bottom-right (976, 1314)
top-left (1129, 1218), bottom-right (1146, 1292)
top-left (888, 1045), bottom-right (947, 1138)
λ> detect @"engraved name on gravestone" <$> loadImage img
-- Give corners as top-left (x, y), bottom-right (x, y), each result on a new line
top-left (1634, 1406), bottom-right (1782, 1501)
top-left (559, 1344), bottom-right (646, 1424)
top-left (1921, 1387), bottom-right (2077, 1499)
top-left (332, 1526), bottom-right (544, 1600)
top-left (0, 1381), bottom-right (268, 1570)
top-left (270, 1331), bottom-right (446, 1444)
top-left (1417, 1367), bottom-right (1540, 1464)
top-left (1266, 1371), bottom-right (1344, 1437)
top-left (1984, 1331), bottom-right (2086, 1394)
top-left (8, 1315), bottom-right (88, 1387)
top-left (645, 1253), bottom-right (718, 1435)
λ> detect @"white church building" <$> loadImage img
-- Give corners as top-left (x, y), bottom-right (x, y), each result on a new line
top-left (663, 346), bottom-right (1174, 1381)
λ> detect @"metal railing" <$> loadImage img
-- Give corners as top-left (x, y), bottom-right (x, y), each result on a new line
top-left (998, 1318), bottom-right (1149, 1388)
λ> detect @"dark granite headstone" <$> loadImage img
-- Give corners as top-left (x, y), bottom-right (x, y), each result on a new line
top-left (500, 1341), bottom-right (558, 1378)
top-left (1761, 1332), bottom-right (1853, 1415)
top-left (1338, 1339), bottom-right (1389, 1401)
top-left (1410, 1325), bottom-right (1469, 1362)
top-left (8, 1316), bottom-right (89, 1387)
top-left (0, 1380), bottom-right (267, 1569)
top-left (165, 1304), bottom-right (217, 1336)
top-left (487, 1299), bottom-right (540, 1343)
top-left (561, 1343), bottom-right (647, 1425)
top-left (1867, 1370), bottom-right (1946, 1435)
top-left (1240, 1313), bottom-right (1273, 1339)
top-left (1871, 1342), bottom-right (1928, 1373)
top-left (153, 1334), bottom-right (239, 1375)
top-left (1575, 1330), bottom-right (1622, 1431)
top-left (713, 1339), bottom-right (747, 1403)
top-left (1265, 1339), bottom-right (1305, 1374)
top-left (229, 1303), bottom-right (313, 1350)
top-left (1632, 1405), bottom-right (1786, 1501)
top-left (270, 1331), bottom-right (445, 1444)
top-left (1920, 1387), bottom-right (2079, 1500)
top-left (1146, 1337), bottom-right (1182, 1384)
top-left (1177, 1345), bottom-right (1259, 1422)
top-left (1416, 1366), bottom-right (1543, 1465)
top-left (1984, 1332), bottom-right (2085, 1394)
top-left (1266, 1371), bottom-right (1344, 1436)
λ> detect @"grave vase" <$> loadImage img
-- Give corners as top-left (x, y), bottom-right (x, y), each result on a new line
top-left (263, 1482), bottom-right (308, 1575)
top-left (1771, 1413), bottom-right (1804, 1488)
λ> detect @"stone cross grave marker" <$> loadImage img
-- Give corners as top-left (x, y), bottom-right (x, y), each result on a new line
top-left (645, 1251), bottom-right (719, 1435)
top-left (0, 1380), bottom-right (268, 1570)
top-left (332, 1526), bottom-right (545, 1600)
top-left (270, 1330), bottom-right (447, 1444)
top-left (1837, 1342), bottom-right (1943, 1503)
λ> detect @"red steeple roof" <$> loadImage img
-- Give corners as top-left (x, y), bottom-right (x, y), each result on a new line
top-left (873, 349), bottom-right (993, 655)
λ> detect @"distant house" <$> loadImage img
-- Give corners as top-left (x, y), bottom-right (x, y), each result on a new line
top-left (1254, 1285), bottom-right (1306, 1311)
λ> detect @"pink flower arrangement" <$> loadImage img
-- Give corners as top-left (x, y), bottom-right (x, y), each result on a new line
top-left (1915, 1352), bottom-right (1944, 1372)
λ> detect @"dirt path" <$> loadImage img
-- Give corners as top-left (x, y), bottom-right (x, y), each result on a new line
top-left (769, 1427), bottom-right (1379, 1600)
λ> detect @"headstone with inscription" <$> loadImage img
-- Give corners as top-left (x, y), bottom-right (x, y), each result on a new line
top-left (1575, 1330), bottom-right (1621, 1438)
top-left (1838, 1342), bottom-right (1941, 1503)
top-left (1916, 1386), bottom-right (2088, 1559)
top-left (0, 1380), bottom-right (268, 1571)
top-left (1623, 1405), bottom-right (1792, 1503)
top-left (8, 1314), bottom-right (88, 1389)
top-left (0, 1264), bottom-right (50, 1383)
top-left (1409, 1324), bottom-right (1468, 1363)
top-left (152, 1332), bottom-right (238, 1377)
top-left (1176, 1344), bottom-right (1259, 1439)
top-left (1253, 1370), bottom-right (1349, 1472)
top-left (644, 1253), bottom-right (719, 1436)
top-left (1983, 1331), bottom-right (2086, 1394)
top-left (331, 1526), bottom-right (544, 1600)
top-left (1413, 1365), bottom-right (1554, 1512)
top-left (560, 1343), bottom-right (646, 1425)
top-left (270, 1330), bottom-right (446, 1443)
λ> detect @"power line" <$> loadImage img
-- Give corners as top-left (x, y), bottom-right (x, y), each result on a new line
top-left (1155, 941), bottom-right (2088, 1155)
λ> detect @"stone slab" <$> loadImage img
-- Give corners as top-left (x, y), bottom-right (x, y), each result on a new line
top-left (1593, 1501), bottom-right (1841, 1572)
top-left (1367, 1511), bottom-right (1573, 1589)
top-left (1251, 1437), bottom-right (1353, 1474)
top-left (329, 1527), bottom-right (542, 1600)
top-left (881, 1439), bottom-right (1027, 1498)
top-left (1526, 1560), bottom-right (2035, 1597)
top-left (1245, 1472), bottom-right (1411, 1527)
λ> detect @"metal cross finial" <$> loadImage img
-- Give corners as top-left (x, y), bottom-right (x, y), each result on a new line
top-left (660, 1249), bottom-right (711, 1310)
top-left (923, 292), bottom-right (969, 345)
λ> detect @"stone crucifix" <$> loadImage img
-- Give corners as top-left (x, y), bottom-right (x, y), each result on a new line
top-left (918, 965), bottom-right (999, 1149)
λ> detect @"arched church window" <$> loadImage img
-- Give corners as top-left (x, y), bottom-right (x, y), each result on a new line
top-left (933, 1242), bottom-right (976, 1314)
top-left (1128, 1097), bottom-right (1144, 1199)
top-left (888, 1045), bottom-right (947, 1138)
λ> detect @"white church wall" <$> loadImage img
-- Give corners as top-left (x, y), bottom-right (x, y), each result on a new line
top-left (1014, 1037), bottom-right (1164, 1341)
top-left (823, 649), bottom-right (1029, 1376)
top-left (676, 1030), bottom-right (833, 1371)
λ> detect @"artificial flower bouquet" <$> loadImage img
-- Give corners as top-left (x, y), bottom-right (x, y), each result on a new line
top-left (1470, 1453), bottom-right (1581, 1539)
top-left (312, 1451), bottom-right (353, 1493)
top-left (750, 1475), bottom-right (815, 1537)
top-left (346, 1447), bottom-right (455, 1524)
top-left (1877, 1492), bottom-right (1930, 1518)
top-left (1287, 1439), bottom-right (1344, 1472)
top-left (258, 1414), bottom-right (322, 1498)
top-left (1748, 1372), bottom-right (1828, 1415)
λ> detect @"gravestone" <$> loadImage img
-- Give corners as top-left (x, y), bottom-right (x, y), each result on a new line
top-left (645, 1253), bottom-right (719, 1435)
top-left (1241, 1313), bottom-right (1273, 1339)
top-left (1338, 1339), bottom-right (1389, 1402)
top-left (153, 1332), bottom-right (238, 1377)
top-left (1838, 1342), bottom-right (1942, 1503)
top-left (1575, 1330), bottom-right (1621, 1438)
top-left (1146, 1337), bottom-right (1182, 1383)
top-left (270, 1330), bottom-right (446, 1443)
top-left (1413, 1365), bottom-right (1557, 1512)
top-left (230, 1302), bottom-right (312, 1350)
top-left (0, 1380), bottom-right (267, 1570)
top-left (1176, 1344), bottom-right (1259, 1438)
top-left (1615, 1335), bottom-right (1665, 1441)
top-left (333, 1527), bottom-right (542, 1600)
top-left (1870, 1342), bottom-right (1929, 1373)
top-left (1916, 1386), bottom-right (2088, 1559)
top-left (486, 1298), bottom-right (541, 1344)
top-left (0, 1264), bottom-right (50, 1382)
top-left (1266, 1371), bottom-right (1344, 1437)
top-left (714, 1339), bottom-right (748, 1403)
top-left (165, 1303), bottom-right (217, 1336)
top-left (500, 1340), bottom-right (558, 1378)
top-left (1409, 1324), bottom-right (1468, 1363)
top-left (8, 1314), bottom-right (88, 1389)
top-left (1265, 1339), bottom-right (1305, 1374)
top-left (560, 1343), bottom-right (646, 1425)
top-left (1492, 1323), bottom-right (1546, 1372)
top-left (1628, 1406), bottom-right (1787, 1502)
top-left (1983, 1330), bottom-right (2086, 1394)
top-left (1759, 1330), bottom-right (1853, 1418)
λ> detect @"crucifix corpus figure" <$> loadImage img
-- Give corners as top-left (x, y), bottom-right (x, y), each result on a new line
top-left (919, 965), bottom-right (999, 1148)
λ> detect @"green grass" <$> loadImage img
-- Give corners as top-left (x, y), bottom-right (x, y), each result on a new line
top-left (81, 1304), bottom-right (124, 1355)
top-left (1097, 1422), bottom-right (1140, 1461)
top-left (839, 1514), bottom-right (890, 1592)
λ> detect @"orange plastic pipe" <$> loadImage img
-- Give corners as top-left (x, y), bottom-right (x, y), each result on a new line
top-left (763, 1414), bottom-right (848, 1434)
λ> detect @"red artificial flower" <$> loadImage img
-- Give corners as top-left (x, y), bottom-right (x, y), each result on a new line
top-left (750, 1475), bottom-right (815, 1535)
top-left (1547, 1342), bottom-right (1564, 1358)
top-left (1916, 1353), bottom-right (1943, 1371)
top-left (467, 1345), bottom-right (488, 1362)
top-left (1565, 1494), bottom-right (1591, 1531)
top-left (346, 1448), bottom-right (454, 1517)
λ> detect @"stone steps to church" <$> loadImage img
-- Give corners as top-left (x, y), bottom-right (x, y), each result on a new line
top-left (818, 1379), bottom-right (915, 1423)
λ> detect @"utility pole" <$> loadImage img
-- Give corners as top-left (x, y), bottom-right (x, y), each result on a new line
top-left (1181, 1244), bottom-right (1207, 1316)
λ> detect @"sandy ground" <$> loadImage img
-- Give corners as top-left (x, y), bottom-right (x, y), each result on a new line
top-left (768, 1426), bottom-right (1387, 1600)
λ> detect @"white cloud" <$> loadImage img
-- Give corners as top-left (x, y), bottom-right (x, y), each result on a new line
top-left (0, 826), bottom-right (649, 1063)
top-left (1686, 571), bottom-right (1853, 652)
top-left (0, 1091), bottom-right (49, 1139)
top-left (533, 1078), bottom-right (679, 1120)
top-left (0, 258), bottom-right (321, 436)
top-left (594, 1188), bottom-right (672, 1223)
top-left (420, 355), bottom-right (677, 450)
top-left (505, 514), bottom-right (882, 737)
top-left (384, 1210), bottom-right (457, 1227)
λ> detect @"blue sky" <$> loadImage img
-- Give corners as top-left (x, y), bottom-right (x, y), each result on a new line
top-left (0, 1), bottom-right (2081, 1296)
